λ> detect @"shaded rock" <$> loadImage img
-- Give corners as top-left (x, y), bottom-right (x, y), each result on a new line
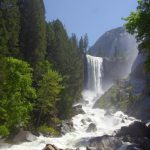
top-left (81, 119), bottom-right (86, 125)
top-left (104, 110), bottom-right (113, 116)
top-left (86, 146), bottom-right (96, 150)
top-left (73, 105), bottom-right (85, 116)
top-left (86, 123), bottom-right (97, 132)
top-left (42, 144), bottom-right (60, 150)
top-left (116, 121), bottom-right (150, 138)
top-left (93, 79), bottom-right (133, 112)
top-left (121, 119), bottom-right (125, 123)
top-left (124, 137), bottom-right (150, 150)
top-left (61, 120), bottom-right (75, 135)
top-left (64, 148), bottom-right (80, 150)
top-left (12, 128), bottom-right (37, 143)
top-left (126, 144), bottom-right (141, 150)
top-left (115, 121), bottom-right (150, 150)
top-left (86, 118), bottom-right (92, 122)
top-left (88, 135), bottom-right (122, 150)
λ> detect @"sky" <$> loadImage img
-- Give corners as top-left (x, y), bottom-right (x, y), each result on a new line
top-left (44, 0), bottom-right (138, 46)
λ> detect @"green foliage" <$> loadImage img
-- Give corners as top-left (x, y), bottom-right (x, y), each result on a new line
top-left (46, 20), bottom-right (84, 119)
top-left (0, 125), bottom-right (9, 137)
top-left (0, 0), bottom-right (20, 57)
top-left (79, 34), bottom-right (89, 53)
top-left (0, 57), bottom-right (36, 135)
top-left (125, 0), bottom-right (150, 70)
top-left (0, 0), bottom-right (85, 136)
top-left (19, 0), bottom-right (46, 65)
top-left (38, 70), bottom-right (63, 111)
top-left (38, 125), bottom-right (59, 136)
top-left (35, 68), bottom-right (63, 126)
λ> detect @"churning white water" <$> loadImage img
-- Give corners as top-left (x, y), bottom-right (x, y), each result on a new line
top-left (0, 55), bottom-right (135, 150)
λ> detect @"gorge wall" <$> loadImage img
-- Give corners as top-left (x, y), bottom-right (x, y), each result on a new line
top-left (89, 27), bottom-right (138, 90)
top-left (94, 52), bottom-right (150, 121)
top-left (88, 26), bottom-right (150, 121)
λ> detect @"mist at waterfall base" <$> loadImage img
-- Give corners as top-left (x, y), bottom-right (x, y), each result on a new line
top-left (0, 55), bottom-right (136, 150)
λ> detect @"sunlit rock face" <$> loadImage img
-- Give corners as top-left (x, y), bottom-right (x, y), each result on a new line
top-left (89, 27), bottom-right (138, 90)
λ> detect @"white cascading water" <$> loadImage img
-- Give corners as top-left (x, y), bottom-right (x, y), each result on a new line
top-left (86, 55), bottom-right (102, 95)
top-left (0, 55), bottom-right (135, 150)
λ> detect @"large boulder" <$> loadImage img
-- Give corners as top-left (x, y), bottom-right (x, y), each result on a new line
top-left (60, 120), bottom-right (75, 135)
top-left (42, 144), bottom-right (79, 150)
top-left (12, 128), bottom-right (37, 143)
top-left (87, 135), bottom-right (122, 150)
top-left (72, 105), bottom-right (85, 116)
top-left (42, 144), bottom-right (60, 150)
top-left (115, 121), bottom-right (150, 150)
top-left (116, 121), bottom-right (150, 138)
top-left (86, 123), bottom-right (97, 132)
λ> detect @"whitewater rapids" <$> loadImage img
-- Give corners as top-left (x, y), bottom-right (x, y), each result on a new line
top-left (0, 55), bottom-right (135, 150)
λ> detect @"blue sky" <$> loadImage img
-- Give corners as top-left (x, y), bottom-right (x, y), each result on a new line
top-left (44, 0), bottom-right (137, 46)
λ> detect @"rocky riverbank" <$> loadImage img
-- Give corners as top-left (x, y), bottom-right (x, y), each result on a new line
top-left (42, 121), bottom-right (150, 150)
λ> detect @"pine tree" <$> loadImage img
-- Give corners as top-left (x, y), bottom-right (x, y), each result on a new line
top-left (0, 0), bottom-right (20, 57)
top-left (46, 20), bottom-right (84, 118)
top-left (19, 0), bottom-right (46, 66)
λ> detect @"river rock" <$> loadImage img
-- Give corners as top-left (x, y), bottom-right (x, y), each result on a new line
top-left (81, 119), bottom-right (86, 125)
top-left (104, 110), bottom-right (113, 116)
top-left (116, 121), bottom-right (150, 138)
top-left (72, 105), bottom-right (85, 116)
top-left (13, 128), bottom-right (37, 143)
top-left (61, 120), bottom-right (75, 135)
top-left (115, 121), bottom-right (150, 150)
top-left (86, 146), bottom-right (96, 150)
top-left (86, 118), bottom-right (92, 122)
top-left (86, 123), bottom-right (97, 132)
top-left (42, 144), bottom-right (60, 150)
top-left (87, 135), bottom-right (122, 150)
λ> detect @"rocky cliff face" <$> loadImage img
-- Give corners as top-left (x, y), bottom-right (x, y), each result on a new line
top-left (94, 53), bottom-right (150, 121)
top-left (89, 27), bottom-right (138, 90)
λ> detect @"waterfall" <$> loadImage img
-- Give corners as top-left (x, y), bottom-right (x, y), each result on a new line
top-left (86, 54), bottom-right (103, 95)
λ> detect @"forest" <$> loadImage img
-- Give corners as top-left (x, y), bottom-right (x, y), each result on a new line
top-left (0, 0), bottom-right (88, 137)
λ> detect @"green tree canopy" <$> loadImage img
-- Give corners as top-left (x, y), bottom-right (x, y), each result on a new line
top-left (0, 57), bottom-right (36, 136)
top-left (19, 0), bottom-right (46, 65)
top-left (125, 0), bottom-right (150, 70)
top-left (36, 69), bottom-right (63, 126)
top-left (0, 0), bottom-right (20, 57)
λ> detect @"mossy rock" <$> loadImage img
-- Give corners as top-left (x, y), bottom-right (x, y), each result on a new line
top-left (38, 125), bottom-right (59, 137)
top-left (94, 79), bottom-right (136, 112)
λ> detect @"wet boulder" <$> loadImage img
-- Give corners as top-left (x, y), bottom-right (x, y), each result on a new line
top-left (42, 144), bottom-right (60, 150)
top-left (116, 121), bottom-right (150, 138)
top-left (81, 119), bottom-right (86, 125)
top-left (86, 123), bottom-right (97, 132)
top-left (61, 120), bottom-right (75, 135)
top-left (72, 105), bottom-right (85, 116)
top-left (12, 128), bottom-right (37, 143)
top-left (87, 135), bottom-right (122, 150)
top-left (104, 110), bottom-right (113, 116)
top-left (122, 136), bottom-right (150, 150)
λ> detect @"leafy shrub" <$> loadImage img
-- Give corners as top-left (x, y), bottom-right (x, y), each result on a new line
top-left (0, 125), bottom-right (9, 137)
top-left (38, 125), bottom-right (59, 136)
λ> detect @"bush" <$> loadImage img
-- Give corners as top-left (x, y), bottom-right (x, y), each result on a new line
top-left (38, 125), bottom-right (59, 136)
top-left (0, 125), bottom-right (9, 137)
